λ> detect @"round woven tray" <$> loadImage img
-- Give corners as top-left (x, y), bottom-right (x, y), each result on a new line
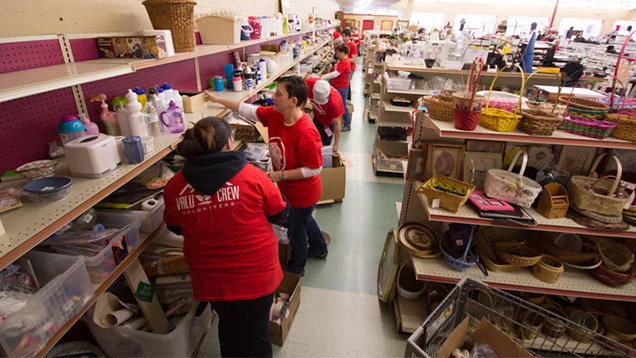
top-left (496, 245), bottom-right (544, 268)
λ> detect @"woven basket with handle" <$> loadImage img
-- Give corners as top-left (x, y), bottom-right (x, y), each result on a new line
top-left (479, 66), bottom-right (524, 132)
top-left (606, 111), bottom-right (636, 142)
top-left (143, 0), bottom-right (197, 53)
top-left (597, 240), bottom-right (635, 273)
top-left (567, 154), bottom-right (631, 217)
top-left (484, 149), bottom-right (543, 208)
top-left (422, 95), bottom-right (454, 122)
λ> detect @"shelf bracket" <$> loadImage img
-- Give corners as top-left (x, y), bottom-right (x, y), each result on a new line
top-left (58, 34), bottom-right (88, 115)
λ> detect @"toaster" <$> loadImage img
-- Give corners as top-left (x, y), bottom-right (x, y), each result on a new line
top-left (64, 134), bottom-right (121, 178)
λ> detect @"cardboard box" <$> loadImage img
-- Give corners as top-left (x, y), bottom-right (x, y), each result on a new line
top-left (438, 317), bottom-right (532, 358)
top-left (96, 35), bottom-right (168, 59)
top-left (269, 272), bottom-right (301, 346)
top-left (318, 154), bottom-right (349, 204)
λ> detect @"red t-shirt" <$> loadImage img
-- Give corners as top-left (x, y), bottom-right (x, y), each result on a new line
top-left (306, 77), bottom-right (345, 126)
top-left (329, 57), bottom-right (351, 90)
top-left (163, 165), bottom-right (285, 302)
top-left (333, 31), bottom-right (341, 39)
top-left (346, 41), bottom-right (358, 71)
top-left (352, 34), bottom-right (361, 46)
top-left (256, 107), bottom-right (323, 208)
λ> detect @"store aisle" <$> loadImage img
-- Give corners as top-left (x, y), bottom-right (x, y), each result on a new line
top-left (198, 61), bottom-right (408, 357)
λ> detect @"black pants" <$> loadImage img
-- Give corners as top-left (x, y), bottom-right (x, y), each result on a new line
top-left (211, 293), bottom-right (274, 358)
top-left (313, 117), bottom-right (334, 146)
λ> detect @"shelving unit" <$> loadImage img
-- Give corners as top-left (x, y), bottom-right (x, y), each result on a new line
top-left (395, 68), bottom-right (636, 307)
top-left (0, 26), bottom-right (335, 356)
top-left (0, 25), bottom-right (336, 104)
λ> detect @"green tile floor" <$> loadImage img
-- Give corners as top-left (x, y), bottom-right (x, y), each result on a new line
top-left (197, 60), bottom-right (408, 357)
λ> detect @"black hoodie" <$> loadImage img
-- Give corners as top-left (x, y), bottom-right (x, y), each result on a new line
top-left (166, 151), bottom-right (289, 235)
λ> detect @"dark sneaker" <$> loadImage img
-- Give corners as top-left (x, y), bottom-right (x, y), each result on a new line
top-left (342, 126), bottom-right (351, 132)
top-left (308, 250), bottom-right (328, 259)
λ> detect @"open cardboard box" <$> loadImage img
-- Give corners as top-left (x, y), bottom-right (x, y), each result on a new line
top-left (318, 154), bottom-right (351, 204)
top-left (438, 317), bottom-right (532, 358)
top-left (269, 272), bottom-right (301, 346)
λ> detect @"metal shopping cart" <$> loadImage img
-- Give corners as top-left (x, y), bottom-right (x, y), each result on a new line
top-left (405, 278), bottom-right (635, 357)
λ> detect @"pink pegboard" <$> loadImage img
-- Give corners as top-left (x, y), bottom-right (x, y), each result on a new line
top-left (198, 51), bottom-right (235, 90)
top-left (82, 59), bottom-right (199, 126)
top-left (0, 88), bottom-right (77, 173)
top-left (0, 40), bottom-right (65, 74)
top-left (69, 39), bottom-right (100, 62)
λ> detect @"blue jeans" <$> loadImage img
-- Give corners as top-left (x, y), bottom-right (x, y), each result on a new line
top-left (287, 205), bottom-right (327, 274)
top-left (337, 87), bottom-right (351, 127)
top-left (347, 72), bottom-right (354, 100)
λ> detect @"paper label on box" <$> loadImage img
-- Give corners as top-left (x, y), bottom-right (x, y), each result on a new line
top-left (432, 199), bottom-right (441, 208)
top-left (135, 282), bottom-right (155, 303)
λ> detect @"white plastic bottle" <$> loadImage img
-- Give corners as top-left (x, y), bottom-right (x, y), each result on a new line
top-left (124, 90), bottom-right (149, 137)
top-left (161, 83), bottom-right (183, 109)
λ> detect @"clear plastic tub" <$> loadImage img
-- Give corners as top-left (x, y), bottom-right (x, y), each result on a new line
top-left (81, 211), bottom-right (142, 283)
top-left (0, 251), bottom-right (93, 357)
top-left (86, 302), bottom-right (211, 357)
top-left (384, 73), bottom-right (411, 90)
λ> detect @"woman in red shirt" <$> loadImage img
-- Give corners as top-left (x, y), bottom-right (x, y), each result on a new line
top-left (163, 117), bottom-right (288, 357)
top-left (322, 43), bottom-right (351, 131)
top-left (205, 76), bottom-right (328, 276)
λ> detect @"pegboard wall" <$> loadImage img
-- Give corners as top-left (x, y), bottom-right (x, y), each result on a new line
top-left (0, 40), bottom-right (65, 74)
top-left (0, 87), bottom-right (77, 172)
top-left (69, 39), bottom-right (100, 62)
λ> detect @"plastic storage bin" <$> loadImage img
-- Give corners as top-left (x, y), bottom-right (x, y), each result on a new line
top-left (384, 73), bottom-right (411, 90)
top-left (0, 251), bottom-right (93, 357)
top-left (86, 302), bottom-right (211, 357)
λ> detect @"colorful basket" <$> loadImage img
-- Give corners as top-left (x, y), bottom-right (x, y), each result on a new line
top-left (479, 66), bottom-right (525, 132)
top-left (422, 95), bottom-right (454, 122)
top-left (568, 107), bottom-right (607, 120)
top-left (606, 111), bottom-right (636, 142)
top-left (452, 58), bottom-right (485, 131)
top-left (561, 115), bottom-right (617, 139)
top-left (484, 149), bottom-right (543, 208)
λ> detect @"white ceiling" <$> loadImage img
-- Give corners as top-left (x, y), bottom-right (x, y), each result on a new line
top-left (337, 0), bottom-right (636, 10)
top-left (337, 0), bottom-right (403, 12)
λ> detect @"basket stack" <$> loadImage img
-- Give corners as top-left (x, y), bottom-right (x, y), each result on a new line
top-left (143, 0), bottom-right (197, 53)
top-left (590, 240), bottom-right (635, 287)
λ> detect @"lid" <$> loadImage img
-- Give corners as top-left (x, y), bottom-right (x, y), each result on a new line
top-left (156, 86), bottom-right (164, 94)
top-left (161, 83), bottom-right (173, 90)
top-left (134, 87), bottom-right (146, 95)
top-left (58, 117), bottom-right (87, 133)
top-left (61, 115), bottom-right (78, 122)
top-left (23, 177), bottom-right (72, 194)
top-left (259, 58), bottom-right (266, 62)
top-left (232, 76), bottom-right (242, 81)
top-left (214, 76), bottom-right (223, 79)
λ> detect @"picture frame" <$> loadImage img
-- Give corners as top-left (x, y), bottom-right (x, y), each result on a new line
top-left (464, 151), bottom-right (502, 190)
top-left (381, 20), bottom-right (394, 31)
top-left (557, 146), bottom-right (597, 176)
top-left (397, 20), bottom-right (409, 29)
top-left (424, 143), bottom-right (464, 181)
top-left (406, 148), bottom-right (427, 181)
top-left (465, 140), bottom-right (505, 154)
top-left (377, 230), bottom-right (398, 303)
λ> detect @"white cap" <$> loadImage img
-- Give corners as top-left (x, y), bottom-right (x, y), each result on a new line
top-left (313, 80), bottom-right (330, 105)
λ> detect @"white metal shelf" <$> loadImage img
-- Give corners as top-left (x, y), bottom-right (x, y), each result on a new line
top-left (0, 62), bottom-right (133, 103)
top-left (0, 26), bottom-right (335, 104)
top-left (417, 192), bottom-right (636, 239)
top-left (423, 115), bottom-right (636, 150)
top-left (411, 255), bottom-right (636, 302)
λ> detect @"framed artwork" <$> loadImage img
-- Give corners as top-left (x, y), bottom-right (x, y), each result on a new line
top-left (406, 148), bottom-right (427, 181)
top-left (557, 146), bottom-right (597, 176)
top-left (527, 146), bottom-right (555, 170)
top-left (397, 20), bottom-right (409, 29)
top-left (377, 230), bottom-right (398, 303)
top-left (344, 18), bottom-right (356, 28)
top-left (464, 152), bottom-right (502, 190)
top-left (465, 140), bottom-right (505, 154)
top-left (424, 143), bottom-right (464, 181)
top-left (381, 20), bottom-right (394, 31)
top-left (607, 149), bottom-right (636, 173)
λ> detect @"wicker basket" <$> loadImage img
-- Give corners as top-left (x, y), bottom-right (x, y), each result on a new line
top-left (561, 115), bottom-right (617, 139)
top-left (422, 96), bottom-right (454, 122)
top-left (567, 310), bottom-right (598, 343)
top-left (479, 66), bottom-right (524, 132)
top-left (520, 312), bottom-right (544, 340)
top-left (597, 241), bottom-right (635, 273)
top-left (567, 155), bottom-right (630, 217)
top-left (526, 101), bottom-right (567, 116)
top-left (417, 175), bottom-right (475, 213)
top-left (606, 111), bottom-right (636, 142)
top-left (562, 96), bottom-right (610, 112)
top-left (603, 315), bottom-right (636, 342)
top-left (196, 14), bottom-right (241, 45)
top-left (143, 0), bottom-right (197, 53)
top-left (517, 109), bottom-right (563, 136)
top-left (477, 227), bottom-right (522, 272)
top-left (531, 255), bottom-right (564, 284)
top-left (496, 245), bottom-right (544, 268)
top-left (484, 149), bottom-right (543, 208)
top-left (568, 107), bottom-right (607, 120)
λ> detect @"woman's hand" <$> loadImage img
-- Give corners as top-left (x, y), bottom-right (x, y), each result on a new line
top-left (204, 90), bottom-right (220, 103)
top-left (268, 171), bottom-right (284, 183)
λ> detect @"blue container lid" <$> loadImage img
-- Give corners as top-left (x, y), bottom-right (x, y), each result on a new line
top-left (134, 87), bottom-right (146, 95)
top-left (23, 177), bottom-right (72, 194)
top-left (161, 83), bottom-right (173, 90)
top-left (58, 118), bottom-right (86, 133)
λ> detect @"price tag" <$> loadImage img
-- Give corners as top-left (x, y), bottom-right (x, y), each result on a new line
top-left (432, 199), bottom-right (441, 208)
top-left (135, 282), bottom-right (155, 303)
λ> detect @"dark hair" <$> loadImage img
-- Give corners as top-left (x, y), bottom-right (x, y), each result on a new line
top-left (277, 76), bottom-right (308, 108)
top-left (342, 29), bottom-right (352, 37)
top-left (177, 117), bottom-right (231, 158)
top-left (335, 43), bottom-right (349, 54)
top-left (562, 61), bottom-right (585, 80)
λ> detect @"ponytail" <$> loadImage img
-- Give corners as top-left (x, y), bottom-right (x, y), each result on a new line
top-left (177, 117), bottom-right (231, 159)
